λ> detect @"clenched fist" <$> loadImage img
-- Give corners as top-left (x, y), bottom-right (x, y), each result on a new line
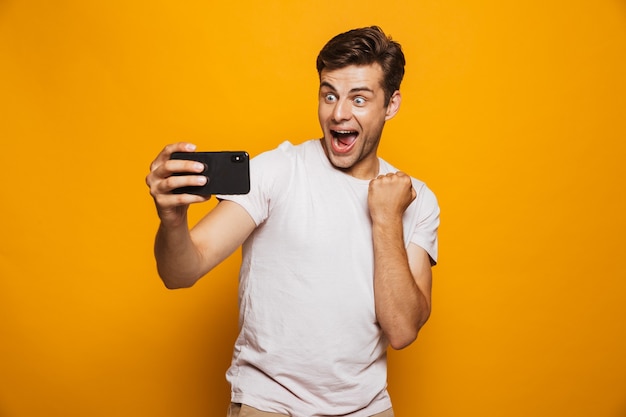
top-left (368, 171), bottom-right (416, 224)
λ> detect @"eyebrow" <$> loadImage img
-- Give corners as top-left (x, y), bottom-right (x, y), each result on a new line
top-left (319, 81), bottom-right (375, 95)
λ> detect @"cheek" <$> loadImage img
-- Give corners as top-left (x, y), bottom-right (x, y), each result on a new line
top-left (318, 107), bottom-right (337, 129)
top-left (354, 109), bottom-right (381, 128)
top-left (318, 103), bottom-right (329, 120)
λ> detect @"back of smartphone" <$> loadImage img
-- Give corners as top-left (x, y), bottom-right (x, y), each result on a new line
top-left (170, 151), bottom-right (250, 195)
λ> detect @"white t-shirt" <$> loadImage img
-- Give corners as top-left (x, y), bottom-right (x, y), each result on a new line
top-left (219, 139), bottom-right (439, 416)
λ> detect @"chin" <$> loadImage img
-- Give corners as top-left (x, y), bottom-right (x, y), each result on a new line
top-left (328, 153), bottom-right (356, 171)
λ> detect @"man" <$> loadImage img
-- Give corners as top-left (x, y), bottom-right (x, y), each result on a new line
top-left (146, 26), bottom-right (439, 417)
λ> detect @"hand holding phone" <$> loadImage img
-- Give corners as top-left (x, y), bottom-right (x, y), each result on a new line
top-left (169, 151), bottom-right (250, 196)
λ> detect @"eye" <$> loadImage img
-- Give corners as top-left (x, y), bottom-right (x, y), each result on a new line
top-left (324, 93), bottom-right (337, 103)
top-left (353, 96), bottom-right (366, 106)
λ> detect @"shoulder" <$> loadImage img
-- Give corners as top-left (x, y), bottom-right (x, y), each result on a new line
top-left (253, 139), bottom-right (317, 162)
top-left (252, 139), bottom-right (324, 178)
top-left (247, 139), bottom-right (323, 194)
top-left (252, 140), bottom-right (292, 166)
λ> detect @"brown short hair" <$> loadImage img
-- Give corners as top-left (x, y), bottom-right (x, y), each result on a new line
top-left (316, 26), bottom-right (405, 105)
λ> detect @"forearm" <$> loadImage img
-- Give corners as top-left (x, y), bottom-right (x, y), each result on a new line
top-left (153, 200), bottom-right (256, 289)
top-left (372, 220), bottom-right (431, 349)
top-left (154, 216), bottom-right (207, 289)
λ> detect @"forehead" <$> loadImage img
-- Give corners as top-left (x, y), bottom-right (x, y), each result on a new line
top-left (319, 63), bottom-right (384, 91)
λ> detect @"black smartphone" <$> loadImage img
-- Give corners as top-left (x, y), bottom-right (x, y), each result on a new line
top-left (170, 151), bottom-right (250, 195)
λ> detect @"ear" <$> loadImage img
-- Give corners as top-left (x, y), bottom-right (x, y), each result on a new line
top-left (385, 90), bottom-right (401, 121)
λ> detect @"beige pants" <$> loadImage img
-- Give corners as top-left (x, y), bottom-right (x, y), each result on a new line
top-left (227, 403), bottom-right (394, 417)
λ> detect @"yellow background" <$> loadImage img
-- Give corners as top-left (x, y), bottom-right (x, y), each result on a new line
top-left (1, 1), bottom-right (625, 416)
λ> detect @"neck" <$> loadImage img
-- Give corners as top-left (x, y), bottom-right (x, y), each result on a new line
top-left (342, 158), bottom-right (380, 180)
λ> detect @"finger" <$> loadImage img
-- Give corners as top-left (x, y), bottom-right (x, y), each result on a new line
top-left (157, 172), bottom-right (208, 195)
top-left (150, 159), bottom-right (206, 188)
top-left (150, 142), bottom-right (197, 172)
top-left (164, 141), bottom-right (197, 155)
top-left (147, 161), bottom-right (206, 194)
top-left (166, 159), bottom-right (206, 175)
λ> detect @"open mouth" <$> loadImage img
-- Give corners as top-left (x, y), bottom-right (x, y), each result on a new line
top-left (331, 129), bottom-right (358, 152)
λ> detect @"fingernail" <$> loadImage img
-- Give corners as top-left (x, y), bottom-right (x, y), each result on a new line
top-left (185, 143), bottom-right (197, 151)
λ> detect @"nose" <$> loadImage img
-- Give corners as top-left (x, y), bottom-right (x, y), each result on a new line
top-left (332, 98), bottom-right (352, 122)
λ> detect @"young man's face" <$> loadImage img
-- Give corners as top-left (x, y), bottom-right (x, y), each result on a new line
top-left (318, 63), bottom-right (401, 180)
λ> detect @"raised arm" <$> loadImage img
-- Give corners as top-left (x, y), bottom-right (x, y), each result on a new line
top-left (146, 142), bottom-right (256, 289)
top-left (368, 172), bottom-right (432, 350)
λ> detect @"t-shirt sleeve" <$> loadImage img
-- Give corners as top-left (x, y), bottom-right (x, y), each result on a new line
top-left (410, 183), bottom-right (440, 265)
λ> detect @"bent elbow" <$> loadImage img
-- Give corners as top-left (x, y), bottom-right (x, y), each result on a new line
top-left (388, 331), bottom-right (418, 350)
top-left (386, 314), bottom-right (430, 350)
top-left (162, 279), bottom-right (194, 290)
top-left (158, 271), bottom-right (199, 290)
